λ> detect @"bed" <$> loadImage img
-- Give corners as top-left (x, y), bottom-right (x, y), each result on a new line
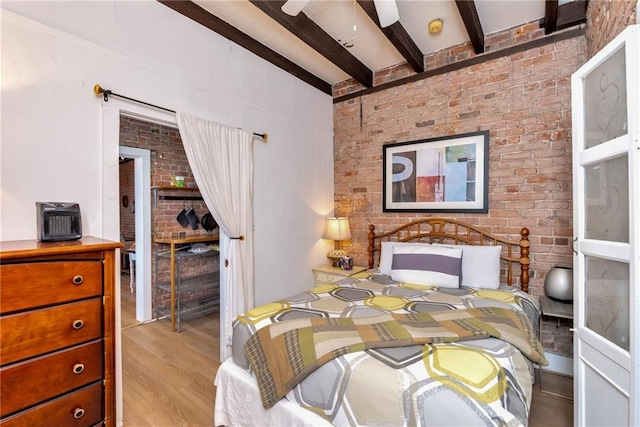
top-left (214, 218), bottom-right (545, 427)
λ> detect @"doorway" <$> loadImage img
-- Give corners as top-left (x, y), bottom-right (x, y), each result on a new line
top-left (103, 103), bottom-right (227, 425)
top-left (118, 155), bottom-right (139, 329)
top-left (119, 144), bottom-right (152, 323)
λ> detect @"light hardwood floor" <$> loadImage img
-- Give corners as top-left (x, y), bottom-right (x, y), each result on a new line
top-left (121, 274), bottom-right (220, 426)
top-left (121, 272), bottom-right (142, 330)
top-left (120, 276), bottom-right (572, 426)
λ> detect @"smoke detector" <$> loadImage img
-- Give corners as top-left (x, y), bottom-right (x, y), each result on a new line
top-left (428, 18), bottom-right (443, 34)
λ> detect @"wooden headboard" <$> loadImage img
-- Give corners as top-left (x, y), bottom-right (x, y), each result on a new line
top-left (367, 218), bottom-right (530, 293)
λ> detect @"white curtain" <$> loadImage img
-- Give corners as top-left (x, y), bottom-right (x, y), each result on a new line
top-left (176, 112), bottom-right (254, 360)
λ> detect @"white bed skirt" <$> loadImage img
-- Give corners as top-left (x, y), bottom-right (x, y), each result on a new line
top-left (214, 359), bottom-right (332, 427)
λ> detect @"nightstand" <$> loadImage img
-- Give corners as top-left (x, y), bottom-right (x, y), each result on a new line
top-left (539, 295), bottom-right (574, 400)
top-left (312, 264), bottom-right (368, 286)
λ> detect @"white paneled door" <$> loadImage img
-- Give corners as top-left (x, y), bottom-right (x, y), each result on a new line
top-left (571, 25), bottom-right (639, 426)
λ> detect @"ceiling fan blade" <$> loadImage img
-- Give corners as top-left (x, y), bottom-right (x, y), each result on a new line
top-left (373, 0), bottom-right (400, 28)
top-left (281, 0), bottom-right (311, 16)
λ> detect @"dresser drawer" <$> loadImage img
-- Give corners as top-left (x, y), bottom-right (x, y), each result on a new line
top-left (0, 382), bottom-right (103, 427)
top-left (0, 298), bottom-right (102, 365)
top-left (0, 261), bottom-right (103, 314)
top-left (0, 340), bottom-right (103, 417)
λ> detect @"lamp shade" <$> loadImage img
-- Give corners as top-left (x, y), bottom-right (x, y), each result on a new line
top-left (323, 217), bottom-right (351, 241)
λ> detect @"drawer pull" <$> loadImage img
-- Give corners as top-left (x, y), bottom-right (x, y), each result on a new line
top-left (72, 320), bottom-right (84, 330)
top-left (73, 408), bottom-right (85, 419)
top-left (72, 275), bottom-right (84, 285)
top-left (73, 363), bottom-right (85, 374)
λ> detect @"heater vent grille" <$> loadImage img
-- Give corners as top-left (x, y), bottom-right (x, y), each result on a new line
top-left (36, 202), bottom-right (82, 241)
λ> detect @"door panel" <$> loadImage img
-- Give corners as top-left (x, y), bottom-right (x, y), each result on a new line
top-left (581, 331), bottom-right (631, 386)
top-left (585, 256), bottom-right (630, 349)
top-left (583, 46), bottom-right (627, 149)
top-left (584, 363), bottom-right (629, 427)
top-left (585, 155), bottom-right (629, 243)
top-left (572, 25), bottom-right (638, 426)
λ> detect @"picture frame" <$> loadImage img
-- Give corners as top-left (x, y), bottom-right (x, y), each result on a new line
top-left (383, 130), bottom-right (489, 213)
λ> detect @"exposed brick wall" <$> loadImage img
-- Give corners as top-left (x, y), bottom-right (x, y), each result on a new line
top-left (119, 116), bottom-right (219, 315)
top-left (333, 31), bottom-right (588, 358)
top-left (542, 316), bottom-right (574, 356)
top-left (334, 33), bottom-right (586, 295)
top-left (534, 0), bottom-right (639, 359)
top-left (586, 0), bottom-right (637, 59)
top-left (374, 63), bottom-right (416, 87)
top-left (333, 20), bottom-right (549, 99)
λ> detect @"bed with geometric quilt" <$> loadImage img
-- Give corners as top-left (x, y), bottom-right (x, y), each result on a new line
top-left (214, 218), bottom-right (546, 427)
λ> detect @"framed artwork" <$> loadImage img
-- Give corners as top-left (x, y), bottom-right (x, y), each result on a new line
top-left (383, 130), bottom-right (489, 213)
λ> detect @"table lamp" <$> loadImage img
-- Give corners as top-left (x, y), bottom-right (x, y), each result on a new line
top-left (323, 217), bottom-right (351, 267)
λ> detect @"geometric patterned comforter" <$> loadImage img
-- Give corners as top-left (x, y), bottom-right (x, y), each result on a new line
top-left (232, 270), bottom-right (543, 427)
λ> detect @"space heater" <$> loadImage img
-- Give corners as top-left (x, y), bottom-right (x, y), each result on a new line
top-left (36, 202), bottom-right (82, 241)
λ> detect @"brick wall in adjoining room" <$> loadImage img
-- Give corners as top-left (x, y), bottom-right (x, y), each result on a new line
top-left (119, 160), bottom-right (135, 241)
top-left (334, 33), bottom-right (586, 300)
top-left (586, 0), bottom-right (638, 59)
top-left (119, 116), bottom-right (219, 314)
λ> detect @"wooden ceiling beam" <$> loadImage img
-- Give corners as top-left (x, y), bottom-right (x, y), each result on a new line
top-left (249, 0), bottom-right (373, 88)
top-left (356, 0), bottom-right (424, 73)
top-left (543, 0), bottom-right (588, 34)
top-left (157, 1), bottom-right (332, 95)
top-left (557, 0), bottom-right (588, 30)
top-left (455, 0), bottom-right (485, 54)
top-left (334, 27), bottom-right (585, 104)
top-left (544, 0), bottom-right (559, 34)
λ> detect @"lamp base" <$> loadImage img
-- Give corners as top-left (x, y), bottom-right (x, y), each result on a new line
top-left (327, 249), bottom-right (347, 267)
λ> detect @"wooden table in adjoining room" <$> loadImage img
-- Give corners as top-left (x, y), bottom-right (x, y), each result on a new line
top-left (154, 234), bottom-right (219, 332)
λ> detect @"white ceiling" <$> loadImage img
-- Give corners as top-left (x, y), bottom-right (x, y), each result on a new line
top-left (192, 0), bottom-right (547, 86)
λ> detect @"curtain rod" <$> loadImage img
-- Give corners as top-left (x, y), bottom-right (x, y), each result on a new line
top-left (93, 84), bottom-right (268, 141)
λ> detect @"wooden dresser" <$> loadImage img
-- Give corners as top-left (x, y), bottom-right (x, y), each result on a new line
top-left (0, 237), bottom-right (121, 427)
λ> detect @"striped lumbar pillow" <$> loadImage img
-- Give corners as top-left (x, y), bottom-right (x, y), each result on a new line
top-left (390, 245), bottom-right (463, 288)
top-left (379, 241), bottom-right (431, 276)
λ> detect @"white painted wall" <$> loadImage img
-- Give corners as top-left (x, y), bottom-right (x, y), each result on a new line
top-left (1, 1), bottom-right (335, 304)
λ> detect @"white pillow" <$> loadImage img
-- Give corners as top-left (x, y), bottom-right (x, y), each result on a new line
top-left (433, 244), bottom-right (501, 290)
top-left (379, 241), bottom-right (430, 276)
top-left (390, 245), bottom-right (463, 288)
